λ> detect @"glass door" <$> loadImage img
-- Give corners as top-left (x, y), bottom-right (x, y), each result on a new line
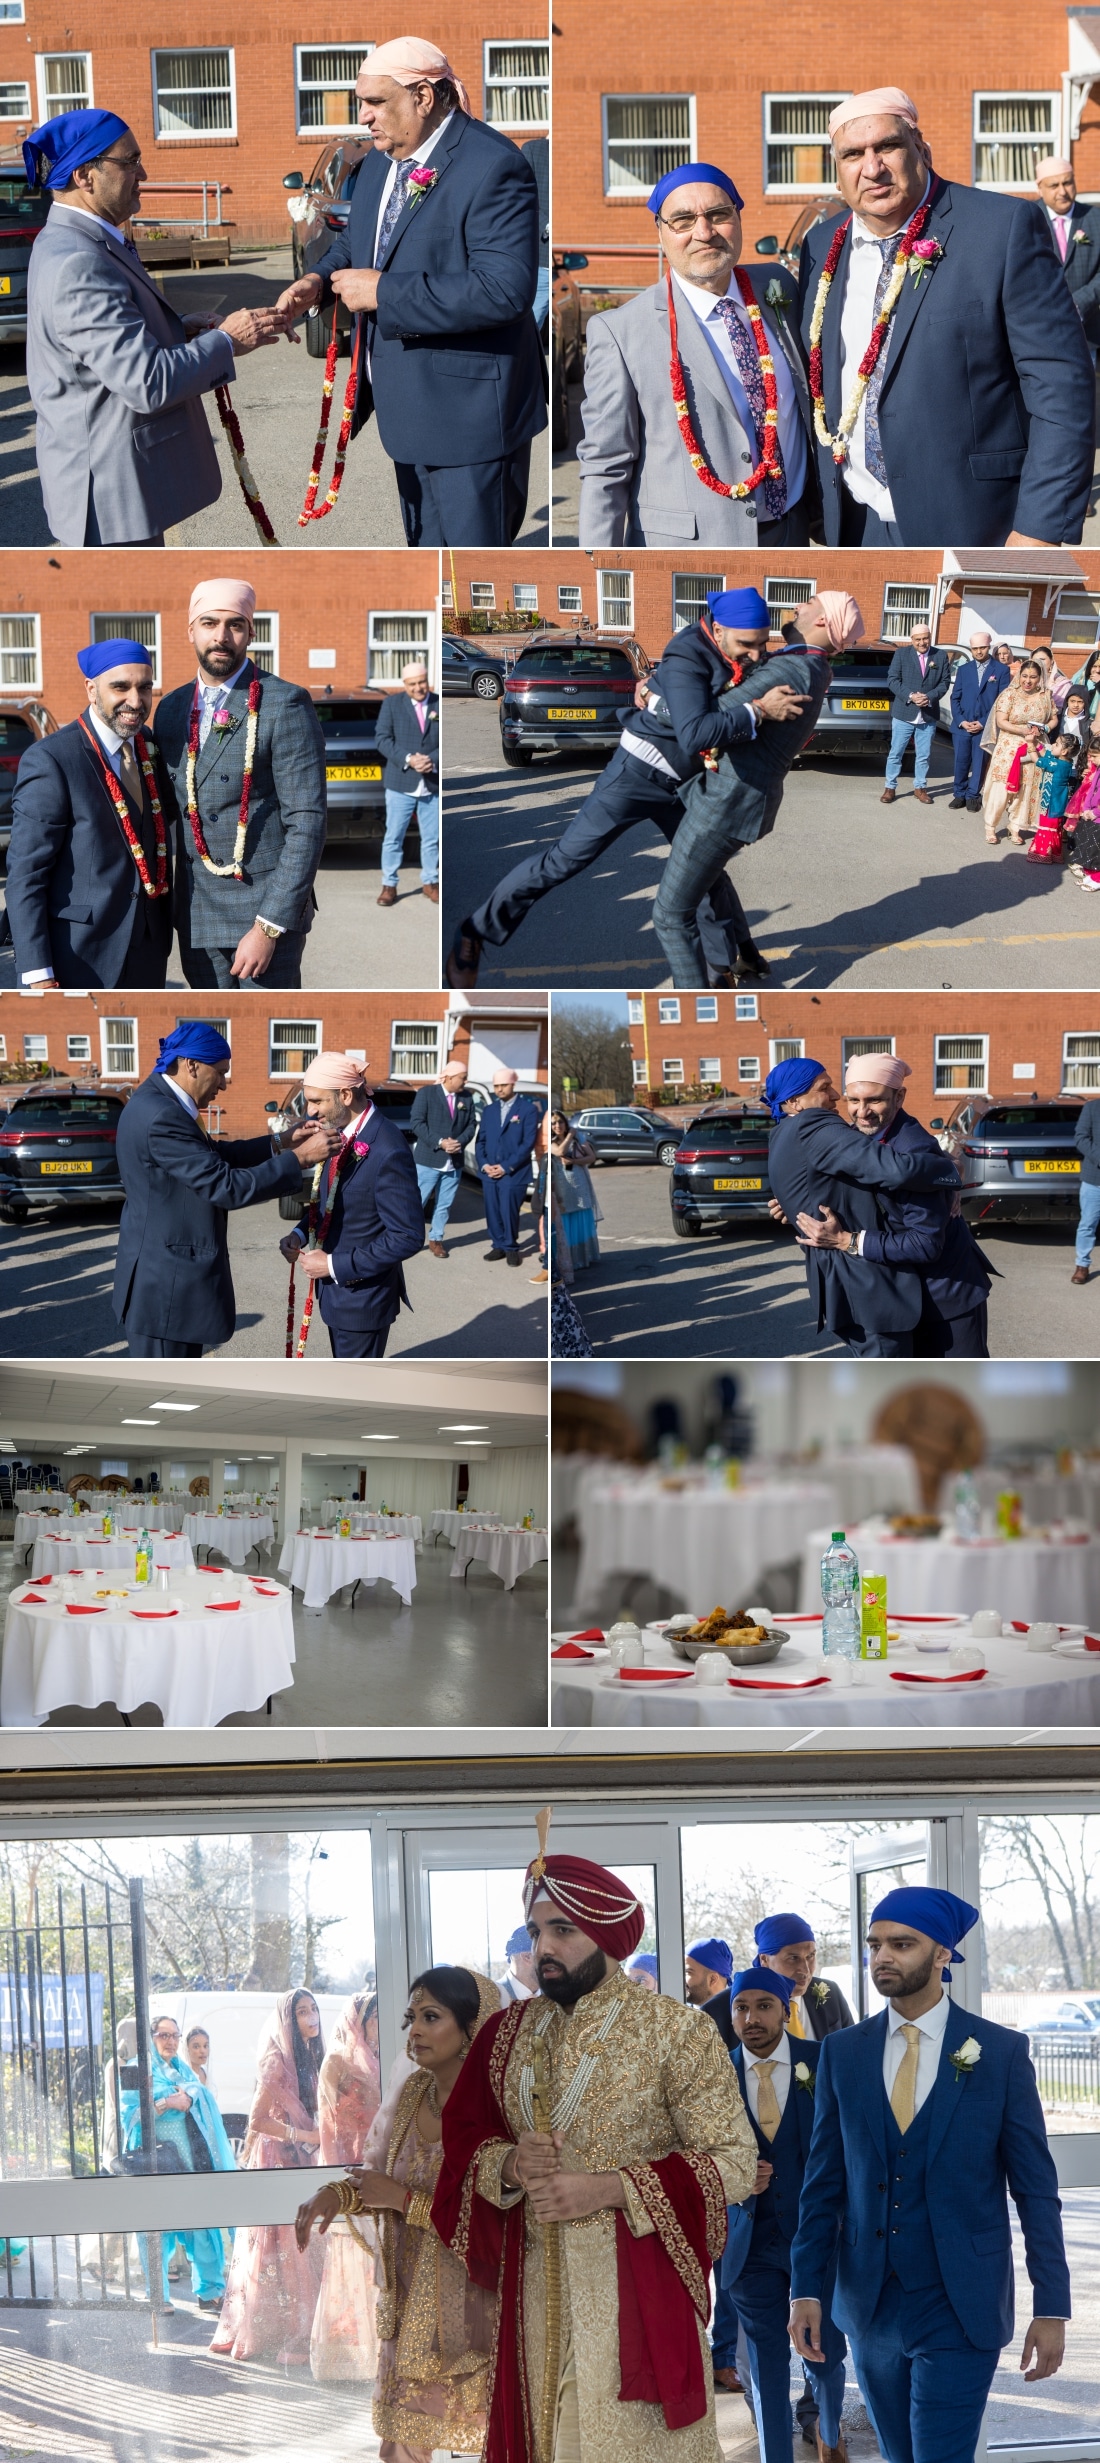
top-left (849, 1815), bottom-right (981, 2017)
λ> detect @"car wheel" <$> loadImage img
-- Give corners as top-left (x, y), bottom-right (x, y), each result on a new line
top-left (474, 672), bottom-right (503, 700)
top-left (656, 1142), bottom-right (678, 1168)
top-left (672, 1215), bottom-right (702, 1237)
top-left (501, 742), bottom-right (534, 767)
top-left (0, 1206), bottom-right (28, 1226)
top-left (305, 308), bottom-right (330, 360)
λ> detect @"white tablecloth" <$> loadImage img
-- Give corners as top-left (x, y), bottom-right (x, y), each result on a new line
top-left (278, 1531), bottom-right (417, 1610)
top-left (65, 1496), bottom-right (189, 1529)
top-left (350, 1512), bottom-right (422, 1543)
top-left (796, 1524), bottom-right (1100, 1627)
top-left (815, 1447), bottom-right (921, 1526)
top-left (30, 1531), bottom-right (194, 1577)
top-left (948, 1467), bottom-right (1100, 1532)
top-left (429, 1510), bottom-right (502, 1544)
top-left (451, 1526), bottom-right (549, 1589)
top-left (1, 1570), bottom-right (295, 1727)
top-left (183, 1513), bottom-right (274, 1566)
top-left (574, 1479), bottom-right (838, 1617)
top-left (14, 1492), bottom-right (71, 1515)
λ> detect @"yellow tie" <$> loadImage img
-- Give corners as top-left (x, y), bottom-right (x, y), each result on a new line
top-left (754, 2058), bottom-right (781, 2141)
top-left (118, 739), bottom-right (145, 812)
top-left (890, 2024), bottom-right (921, 2133)
top-left (786, 1995), bottom-right (806, 2039)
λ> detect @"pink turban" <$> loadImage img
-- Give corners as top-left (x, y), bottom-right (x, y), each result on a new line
top-left (365, 38), bottom-right (471, 115)
top-left (1035, 157), bottom-right (1074, 182)
top-left (805, 591), bottom-right (865, 652)
top-left (829, 90), bottom-right (920, 140)
top-left (188, 579), bottom-right (256, 625)
top-left (845, 1053), bottom-right (912, 1092)
top-left (301, 1051), bottom-right (367, 1091)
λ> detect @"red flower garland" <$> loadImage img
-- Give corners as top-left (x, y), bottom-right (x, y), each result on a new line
top-left (186, 675), bottom-right (262, 882)
top-left (285, 1137), bottom-right (363, 1358)
top-left (78, 718), bottom-right (169, 899)
top-left (807, 179), bottom-right (941, 465)
top-left (299, 311), bottom-right (364, 527)
top-left (213, 385), bottom-right (279, 545)
top-left (667, 267), bottom-right (783, 499)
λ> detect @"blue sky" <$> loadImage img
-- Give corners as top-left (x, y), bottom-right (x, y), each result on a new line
top-left (553, 992), bottom-right (628, 1024)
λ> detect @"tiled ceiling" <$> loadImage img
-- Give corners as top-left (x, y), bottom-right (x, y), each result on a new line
top-left (0, 1365), bottom-right (545, 1457)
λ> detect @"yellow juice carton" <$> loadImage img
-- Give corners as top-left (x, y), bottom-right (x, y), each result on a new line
top-left (996, 1490), bottom-right (1022, 1539)
top-left (724, 1460), bottom-right (742, 1490)
top-left (860, 1572), bottom-right (888, 1661)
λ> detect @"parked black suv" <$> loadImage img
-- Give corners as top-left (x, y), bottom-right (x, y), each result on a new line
top-left (0, 1088), bottom-right (126, 1222)
top-left (932, 1097), bottom-right (1085, 1223)
top-left (310, 690), bottom-right (397, 851)
top-left (500, 632), bottom-right (651, 766)
top-left (667, 1106), bottom-right (775, 1235)
top-left (569, 1106), bottom-right (681, 1166)
top-left (0, 153), bottom-right (50, 346)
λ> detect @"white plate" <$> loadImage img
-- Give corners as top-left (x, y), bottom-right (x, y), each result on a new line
top-left (600, 1671), bottom-right (697, 1691)
top-left (1051, 1636), bottom-right (1100, 1659)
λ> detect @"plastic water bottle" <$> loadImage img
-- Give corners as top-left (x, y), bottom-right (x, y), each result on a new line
top-left (820, 1531), bottom-right (861, 1659)
top-left (954, 1472), bottom-right (981, 1544)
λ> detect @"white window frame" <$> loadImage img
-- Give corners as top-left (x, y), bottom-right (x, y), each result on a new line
top-left (269, 1019), bottom-right (322, 1079)
top-left (0, 1034), bottom-right (7, 1058)
top-left (0, 78), bottom-right (32, 119)
top-left (627, 998), bottom-right (644, 1025)
top-left (34, 52), bottom-right (91, 120)
top-left (695, 996), bottom-right (718, 1024)
top-left (662, 1057), bottom-right (684, 1085)
top-left (763, 92), bottom-right (844, 195)
top-left (973, 90), bottom-right (1059, 191)
top-left (934, 1033), bottom-right (989, 1095)
top-left (483, 39), bottom-right (549, 131)
top-left (100, 1017), bottom-right (138, 1080)
top-left (367, 609), bottom-right (434, 687)
top-left (601, 94), bottom-right (696, 202)
top-left (250, 611), bottom-right (279, 677)
top-left (882, 582), bottom-right (934, 642)
top-left (598, 569), bottom-right (634, 631)
top-left (841, 1036), bottom-right (895, 1072)
top-left (0, 613), bottom-right (40, 691)
top-left (90, 613), bottom-right (160, 689)
top-left (558, 584), bottom-right (582, 615)
top-left (657, 997), bottom-right (680, 1025)
top-left (1051, 590), bottom-right (1100, 655)
top-left (151, 48), bottom-right (237, 143)
top-left (764, 575), bottom-right (815, 625)
top-left (735, 993), bottom-right (758, 1022)
top-left (672, 572), bottom-right (724, 633)
top-left (294, 43), bottom-right (374, 139)
top-left (698, 1057), bottom-right (722, 1083)
top-left (1063, 1033), bottom-right (1100, 1095)
top-left (441, 578), bottom-right (454, 611)
top-left (0, 6), bottom-right (26, 25)
top-left (22, 1033), bottom-right (47, 1063)
top-left (769, 1037), bottom-right (805, 1067)
top-left (65, 1035), bottom-right (92, 1064)
top-left (390, 1021), bottom-right (443, 1080)
top-left (512, 583), bottom-right (539, 614)
top-left (738, 1054), bottom-right (761, 1082)
top-left (469, 583), bottom-right (496, 611)
top-left (632, 1057), bottom-right (648, 1084)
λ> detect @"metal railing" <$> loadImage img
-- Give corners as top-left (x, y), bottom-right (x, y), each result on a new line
top-left (132, 182), bottom-right (227, 237)
top-left (1028, 2043), bottom-right (1100, 2110)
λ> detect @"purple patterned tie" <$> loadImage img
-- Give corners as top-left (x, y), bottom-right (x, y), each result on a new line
top-left (374, 160), bottom-right (413, 267)
top-left (713, 294), bottom-right (786, 521)
top-left (862, 234), bottom-right (903, 487)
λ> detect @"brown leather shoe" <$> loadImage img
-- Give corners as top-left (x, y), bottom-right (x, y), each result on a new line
top-left (422, 882), bottom-right (440, 903)
top-left (913, 789), bottom-right (932, 804)
top-left (880, 788), bottom-right (896, 803)
top-left (429, 1239), bottom-right (448, 1258)
top-left (1072, 1265), bottom-right (1091, 1284)
top-left (446, 923), bottom-right (483, 988)
top-left (713, 2366), bottom-right (744, 2395)
top-left (815, 2432), bottom-right (849, 2463)
top-left (377, 885), bottom-right (397, 907)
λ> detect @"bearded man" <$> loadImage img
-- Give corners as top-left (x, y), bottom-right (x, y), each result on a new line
top-left (432, 1838), bottom-right (757, 2463)
top-left (278, 1049), bottom-right (424, 1357)
top-left (155, 579), bottom-right (327, 991)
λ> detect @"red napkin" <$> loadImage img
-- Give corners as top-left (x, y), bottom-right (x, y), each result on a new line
top-left (31, 1574), bottom-right (52, 1585)
top-left (726, 1673), bottom-right (831, 1691)
top-left (21, 1592), bottom-right (47, 1605)
top-left (1085, 1635), bottom-right (1100, 1653)
top-left (552, 1642), bottom-right (594, 1659)
top-left (888, 1667), bottom-right (985, 1684)
top-left (208, 1600), bottom-right (240, 1612)
top-left (131, 1608), bottom-right (178, 1618)
top-left (617, 1666), bottom-right (693, 1681)
top-left (66, 1604), bottom-right (107, 1616)
top-left (568, 1628), bottom-right (605, 1642)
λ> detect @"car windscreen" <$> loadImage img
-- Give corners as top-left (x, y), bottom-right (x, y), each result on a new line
top-left (511, 648), bottom-right (636, 678)
top-left (6, 1099), bottom-right (123, 1128)
top-left (978, 1107), bottom-right (1082, 1130)
top-left (0, 717), bottom-right (33, 755)
top-left (682, 1115), bottom-right (769, 1138)
top-left (368, 1087), bottom-right (414, 1113)
top-left (313, 701), bottom-right (379, 731)
top-left (0, 180), bottom-right (44, 223)
top-left (825, 650), bottom-right (893, 670)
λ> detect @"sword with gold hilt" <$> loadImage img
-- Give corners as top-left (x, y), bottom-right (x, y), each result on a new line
top-left (529, 2024), bottom-right (562, 2463)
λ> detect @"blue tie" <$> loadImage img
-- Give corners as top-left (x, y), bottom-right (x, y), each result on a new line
top-left (863, 234), bottom-right (903, 487)
top-left (375, 161), bottom-right (413, 267)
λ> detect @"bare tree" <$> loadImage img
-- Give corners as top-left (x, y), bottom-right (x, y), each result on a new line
top-left (245, 1833), bottom-right (292, 1989)
top-left (553, 1003), bottom-right (635, 1105)
top-left (980, 1817), bottom-right (1100, 1990)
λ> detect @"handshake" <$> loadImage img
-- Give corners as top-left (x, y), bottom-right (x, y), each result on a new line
top-left (186, 267), bottom-right (383, 358)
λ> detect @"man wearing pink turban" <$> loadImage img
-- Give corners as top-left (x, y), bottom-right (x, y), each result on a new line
top-left (274, 39), bottom-right (545, 545)
top-left (277, 1050), bottom-right (424, 1355)
top-left (154, 579), bottom-right (327, 990)
top-left (796, 88), bottom-right (1094, 545)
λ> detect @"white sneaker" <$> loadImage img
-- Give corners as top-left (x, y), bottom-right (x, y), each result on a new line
top-left (1080, 875), bottom-right (1100, 892)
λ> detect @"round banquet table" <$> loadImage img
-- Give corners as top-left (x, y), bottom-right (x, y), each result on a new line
top-left (428, 1510), bottom-right (502, 1544)
top-left (796, 1524), bottom-right (1100, 1628)
top-left (1, 1569), bottom-right (295, 1727)
top-left (65, 1496), bottom-right (189, 1530)
top-left (350, 1512), bottom-right (422, 1543)
top-left (278, 1530), bottom-right (417, 1610)
top-left (451, 1526), bottom-right (549, 1589)
top-left (948, 1467), bottom-right (1100, 1532)
top-left (183, 1512), bottom-right (274, 1566)
top-left (14, 1492), bottom-right (71, 1515)
top-left (30, 1530), bottom-right (194, 1577)
top-left (551, 1617), bottom-right (1100, 1731)
top-left (574, 1478), bottom-right (838, 1617)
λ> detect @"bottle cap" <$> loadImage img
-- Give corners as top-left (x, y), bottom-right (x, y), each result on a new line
top-left (830, 1531), bottom-right (846, 1543)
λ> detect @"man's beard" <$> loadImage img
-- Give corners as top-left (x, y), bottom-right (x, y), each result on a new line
top-left (96, 697), bottom-right (143, 738)
top-left (536, 1946), bottom-right (607, 2006)
top-left (197, 644), bottom-right (243, 679)
top-left (874, 1944), bottom-right (940, 2001)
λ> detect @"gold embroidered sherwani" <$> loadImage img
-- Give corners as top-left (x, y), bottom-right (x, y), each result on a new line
top-left (475, 1969), bottom-right (757, 2463)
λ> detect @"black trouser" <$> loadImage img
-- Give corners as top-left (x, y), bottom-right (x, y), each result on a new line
top-left (394, 445), bottom-right (532, 546)
top-left (325, 1320), bottom-right (393, 1357)
top-left (843, 1298), bottom-right (989, 1359)
top-left (180, 932), bottom-right (308, 990)
top-left (125, 1335), bottom-right (204, 1358)
top-left (467, 745), bottom-right (751, 978)
top-left (115, 894), bottom-right (173, 989)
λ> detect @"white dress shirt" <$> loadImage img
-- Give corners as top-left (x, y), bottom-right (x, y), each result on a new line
top-left (882, 1989), bottom-right (950, 2115)
top-left (22, 705), bottom-right (144, 985)
top-left (837, 175), bottom-right (931, 519)
top-left (161, 1075), bottom-right (200, 1122)
top-left (373, 115), bottom-right (454, 265)
top-left (741, 2027), bottom-right (792, 2124)
top-left (670, 268), bottom-right (808, 515)
top-left (294, 1103), bottom-right (375, 1281)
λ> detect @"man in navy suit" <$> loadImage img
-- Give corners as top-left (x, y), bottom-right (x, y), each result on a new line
top-left (113, 1023), bottom-right (337, 1358)
top-left (790, 1051), bottom-right (992, 1357)
top-left (790, 1887), bottom-right (1069, 2463)
top-left (722, 1966), bottom-right (847, 2463)
top-left (275, 39), bottom-right (545, 546)
top-left (7, 640), bottom-right (174, 988)
top-left (797, 88), bottom-right (1094, 545)
top-left (475, 1069), bottom-right (539, 1264)
top-left (947, 635), bottom-right (1011, 812)
top-left (1035, 157), bottom-right (1100, 350)
top-left (278, 1048), bottom-right (424, 1357)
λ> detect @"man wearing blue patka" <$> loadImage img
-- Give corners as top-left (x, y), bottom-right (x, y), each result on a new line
top-left (789, 1889), bottom-right (1069, 2463)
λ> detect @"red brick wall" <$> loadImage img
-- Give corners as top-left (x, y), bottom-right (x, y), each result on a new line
top-left (626, 992), bottom-right (1100, 1122)
top-left (2, 548), bottom-right (438, 720)
top-left (553, 3), bottom-right (1100, 261)
top-left (5, 9), bottom-right (548, 244)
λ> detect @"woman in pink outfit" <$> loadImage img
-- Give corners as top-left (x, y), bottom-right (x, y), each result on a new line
top-left (309, 1990), bottom-right (383, 2381)
top-left (210, 1989), bottom-right (326, 2365)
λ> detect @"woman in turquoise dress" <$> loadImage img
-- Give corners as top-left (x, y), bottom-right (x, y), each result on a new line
top-left (120, 2010), bottom-right (236, 2309)
top-left (549, 1110), bottom-right (600, 1279)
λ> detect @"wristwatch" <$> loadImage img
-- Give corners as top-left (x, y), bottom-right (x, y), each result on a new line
top-left (256, 918), bottom-right (282, 942)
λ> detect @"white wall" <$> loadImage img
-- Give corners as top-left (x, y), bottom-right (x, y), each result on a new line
top-left (301, 1457), bottom-right (457, 1516)
top-left (465, 1445), bottom-right (548, 1525)
top-left (554, 1364), bottom-right (1100, 1465)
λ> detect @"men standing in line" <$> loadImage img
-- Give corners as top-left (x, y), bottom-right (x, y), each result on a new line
top-left (948, 633), bottom-right (1011, 814)
top-left (790, 1888), bottom-right (1069, 2463)
top-left (278, 1049), bottom-right (424, 1358)
top-left (24, 108), bottom-right (284, 546)
top-left (754, 1915), bottom-right (856, 2042)
top-left (881, 623), bottom-right (950, 808)
top-left (155, 580), bottom-right (327, 991)
top-left (113, 1023), bottom-right (337, 1359)
top-left (408, 1059), bottom-right (475, 1259)
top-left (475, 1069), bottom-right (540, 1266)
top-left (1035, 157), bottom-right (1100, 350)
top-left (374, 659), bottom-right (439, 909)
top-left (6, 640), bottom-right (174, 988)
top-left (275, 39), bottom-right (545, 547)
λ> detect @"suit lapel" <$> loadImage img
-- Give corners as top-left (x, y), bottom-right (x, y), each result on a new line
top-left (193, 661), bottom-right (255, 792)
top-left (378, 112), bottom-right (466, 267)
top-left (923, 1999), bottom-right (976, 2169)
top-left (877, 181), bottom-right (954, 403)
top-left (860, 2012), bottom-right (890, 2162)
top-left (56, 210), bottom-right (181, 324)
top-left (746, 271), bottom-right (813, 424)
top-left (658, 279), bottom-right (756, 438)
top-left (819, 222), bottom-right (849, 425)
top-left (77, 722), bottom-right (146, 851)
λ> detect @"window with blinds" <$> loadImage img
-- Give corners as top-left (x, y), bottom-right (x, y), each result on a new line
top-left (102, 1019), bottom-right (137, 1078)
top-left (738, 1055), bottom-right (761, 1081)
top-left (558, 585), bottom-right (582, 614)
top-left (270, 1021), bottom-right (321, 1077)
top-left (769, 1038), bottom-right (805, 1064)
top-left (673, 572), bottom-right (724, 631)
top-left (881, 583), bottom-right (934, 641)
top-left (0, 615), bottom-right (40, 690)
top-left (91, 614), bottom-right (159, 686)
top-left (295, 45), bottom-right (372, 134)
top-left (1051, 592), bottom-right (1100, 651)
top-left (35, 54), bottom-right (90, 117)
top-left (66, 1036), bottom-right (92, 1063)
top-left (0, 80), bottom-right (29, 115)
top-left (153, 50), bottom-right (236, 139)
top-left (662, 1057), bottom-right (685, 1084)
top-left (470, 584), bottom-right (496, 610)
top-left (1064, 1035), bottom-right (1100, 1093)
top-left (842, 1037), bottom-right (895, 1066)
top-left (974, 93), bottom-right (1057, 188)
top-left (251, 614), bottom-right (278, 676)
top-left (934, 1035), bottom-right (988, 1092)
top-left (765, 576), bottom-right (815, 623)
top-left (598, 569), bottom-right (633, 629)
top-left (390, 1022), bottom-right (442, 1077)
top-left (603, 96), bottom-right (694, 198)
top-left (484, 42), bottom-right (549, 128)
top-left (368, 611), bottom-right (432, 683)
top-left (513, 584), bottom-right (539, 613)
top-left (699, 1058), bottom-right (722, 1082)
top-left (764, 95), bottom-right (843, 191)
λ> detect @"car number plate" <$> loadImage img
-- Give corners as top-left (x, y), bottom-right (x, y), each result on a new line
top-left (839, 697), bottom-right (890, 711)
top-left (326, 764), bottom-right (381, 781)
top-left (546, 707), bottom-right (598, 719)
top-left (40, 1160), bottom-right (93, 1175)
top-left (713, 1177), bottom-right (762, 1190)
top-left (0, 279), bottom-right (11, 297)
top-left (1023, 1159), bottom-right (1079, 1173)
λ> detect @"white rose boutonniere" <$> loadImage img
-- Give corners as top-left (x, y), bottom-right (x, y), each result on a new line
top-left (949, 2037), bottom-right (982, 2083)
top-left (765, 278), bottom-right (788, 313)
top-left (811, 1979), bottom-right (831, 2006)
top-left (794, 2060), bottom-right (815, 2099)
top-left (1075, 227), bottom-right (1090, 243)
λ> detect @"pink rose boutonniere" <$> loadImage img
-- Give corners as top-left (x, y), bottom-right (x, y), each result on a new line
top-left (212, 710), bottom-right (235, 732)
top-left (406, 167), bottom-right (439, 214)
top-left (908, 236), bottom-right (944, 288)
top-left (352, 1139), bottom-right (371, 1160)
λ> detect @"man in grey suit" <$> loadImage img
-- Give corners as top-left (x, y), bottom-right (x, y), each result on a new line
top-left (577, 159), bottom-right (817, 548)
top-left (24, 107), bottom-right (285, 546)
top-left (154, 579), bottom-right (328, 990)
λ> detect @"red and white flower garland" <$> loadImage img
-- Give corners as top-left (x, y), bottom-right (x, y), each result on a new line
top-left (214, 386), bottom-right (279, 545)
top-left (285, 1134), bottom-right (367, 1358)
top-left (807, 181), bottom-right (941, 467)
top-left (186, 674), bottom-right (262, 880)
top-left (79, 719), bottom-right (170, 899)
top-left (298, 311), bottom-right (364, 527)
top-left (668, 268), bottom-right (783, 499)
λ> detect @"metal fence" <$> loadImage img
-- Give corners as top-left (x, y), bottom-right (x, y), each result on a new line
top-left (1027, 2043), bottom-right (1100, 2111)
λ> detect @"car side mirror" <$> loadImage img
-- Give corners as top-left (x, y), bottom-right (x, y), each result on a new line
top-left (929, 1118), bottom-right (943, 1132)
top-left (559, 251), bottom-right (588, 270)
top-left (754, 235), bottom-right (779, 255)
top-left (283, 171), bottom-right (305, 190)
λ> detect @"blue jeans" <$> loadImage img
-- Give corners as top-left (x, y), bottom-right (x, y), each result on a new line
top-left (1076, 1178), bottom-right (1100, 1267)
top-left (381, 789), bottom-right (438, 886)
top-left (885, 716), bottom-right (936, 789)
top-left (416, 1161), bottom-right (461, 1241)
top-left (533, 265), bottom-right (551, 331)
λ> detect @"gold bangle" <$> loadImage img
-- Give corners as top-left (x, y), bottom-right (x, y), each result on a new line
top-left (334, 2177), bottom-right (362, 2216)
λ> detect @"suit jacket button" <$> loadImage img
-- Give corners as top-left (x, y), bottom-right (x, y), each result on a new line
top-left (877, 2183), bottom-right (886, 2192)
top-left (876, 2228), bottom-right (885, 2239)
top-left (741, 452), bottom-right (751, 464)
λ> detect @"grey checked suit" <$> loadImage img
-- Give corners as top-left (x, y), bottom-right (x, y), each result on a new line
top-left (577, 268), bottom-right (817, 546)
top-left (154, 663), bottom-right (327, 961)
top-left (27, 204), bottom-right (234, 545)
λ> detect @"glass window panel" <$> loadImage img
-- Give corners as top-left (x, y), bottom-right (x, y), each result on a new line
top-left (296, 44), bottom-right (372, 134)
top-left (484, 41), bottom-right (549, 128)
top-left (558, 585), bottom-right (582, 613)
top-left (769, 1038), bottom-right (803, 1064)
top-left (764, 94), bottom-right (843, 190)
top-left (672, 572), bottom-right (723, 631)
top-left (604, 95), bottom-right (693, 197)
top-left (975, 92), bottom-right (1055, 186)
top-left (0, 616), bottom-right (39, 690)
top-left (738, 1055), bottom-right (760, 1080)
top-left (1065, 1034), bottom-right (1100, 1093)
top-left (658, 998), bottom-right (679, 1023)
top-left (153, 49), bottom-right (235, 139)
top-left (662, 1058), bottom-right (684, 1083)
top-left (882, 582), bottom-right (934, 640)
top-left (270, 1020), bottom-right (321, 1076)
top-left (0, 82), bottom-right (30, 114)
top-left (934, 1034), bottom-right (987, 1092)
top-left (39, 54), bottom-right (89, 112)
top-left (695, 997), bottom-right (718, 1023)
top-left (698, 1057), bottom-right (721, 1082)
top-left (1051, 590), bottom-right (1100, 650)
top-left (367, 611), bottom-right (431, 684)
top-left (428, 1863), bottom-right (656, 1981)
top-left (250, 613), bottom-right (277, 676)
top-left (735, 993), bottom-right (758, 1021)
top-left (764, 575), bottom-right (814, 619)
top-left (90, 615), bottom-right (158, 688)
top-left (598, 569), bottom-right (634, 630)
top-left (390, 1022), bottom-right (441, 1078)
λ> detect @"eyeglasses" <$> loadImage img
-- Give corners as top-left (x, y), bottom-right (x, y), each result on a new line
top-left (101, 149), bottom-right (143, 171)
top-left (658, 207), bottom-right (738, 235)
